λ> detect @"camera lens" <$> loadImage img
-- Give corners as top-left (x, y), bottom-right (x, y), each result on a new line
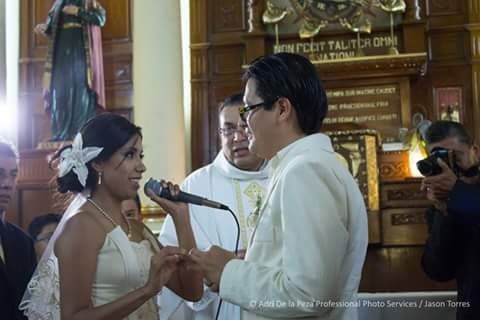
top-left (416, 159), bottom-right (435, 176)
top-left (416, 147), bottom-right (451, 177)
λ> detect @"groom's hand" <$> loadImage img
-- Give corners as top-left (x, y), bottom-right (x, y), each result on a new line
top-left (188, 246), bottom-right (236, 292)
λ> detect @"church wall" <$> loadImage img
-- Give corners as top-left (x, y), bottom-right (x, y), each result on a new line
top-left (133, 0), bottom-right (187, 209)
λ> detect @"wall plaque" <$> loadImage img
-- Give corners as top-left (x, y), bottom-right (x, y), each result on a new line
top-left (323, 78), bottom-right (411, 142)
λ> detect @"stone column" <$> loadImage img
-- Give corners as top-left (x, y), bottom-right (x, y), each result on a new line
top-left (133, 0), bottom-right (187, 205)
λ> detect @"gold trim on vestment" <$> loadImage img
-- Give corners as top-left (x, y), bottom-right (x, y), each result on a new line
top-left (62, 22), bottom-right (82, 29)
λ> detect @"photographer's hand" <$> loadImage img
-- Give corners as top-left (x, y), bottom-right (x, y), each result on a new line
top-left (423, 159), bottom-right (457, 201)
top-left (422, 180), bottom-right (447, 213)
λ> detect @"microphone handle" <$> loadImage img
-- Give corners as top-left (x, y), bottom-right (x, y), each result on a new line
top-left (158, 187), bottom-right (200, 204)
top-left (160, 187), bottom-right (228, 210)
top-left (174, 192), bottom-right (205, 206)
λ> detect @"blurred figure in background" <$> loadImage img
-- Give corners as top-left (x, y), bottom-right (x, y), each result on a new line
top-left (122, 194), bottom-right (142, 220)
top-left (28, 213), bottom-right (62, 261)
top-left (0, 140), bottom-right (36, 320)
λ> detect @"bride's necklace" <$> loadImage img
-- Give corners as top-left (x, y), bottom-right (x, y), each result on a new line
top-left (87, 198), bottom-right (132, 239)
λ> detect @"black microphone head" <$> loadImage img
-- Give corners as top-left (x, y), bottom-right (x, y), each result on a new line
top-left (144, 178), bottom-right (172, 200)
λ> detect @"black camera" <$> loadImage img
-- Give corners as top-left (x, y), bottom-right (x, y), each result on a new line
top-left (416, 147), bottom-right (457, 177)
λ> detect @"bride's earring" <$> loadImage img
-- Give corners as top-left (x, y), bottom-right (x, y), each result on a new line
top-left (98, 172), bottom-right (102, 185)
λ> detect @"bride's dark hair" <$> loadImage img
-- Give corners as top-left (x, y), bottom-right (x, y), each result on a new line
top-left (52, 113), bottom-right (142, 193)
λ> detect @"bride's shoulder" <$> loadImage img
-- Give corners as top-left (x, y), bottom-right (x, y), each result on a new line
top-left (63, 207), bottom-right (103, 232)
top-left (55, 209), bottom-right (106, 252)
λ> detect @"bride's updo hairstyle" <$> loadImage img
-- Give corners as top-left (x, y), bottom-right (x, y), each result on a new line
top-left (51, 113), bottom-right (142, 193)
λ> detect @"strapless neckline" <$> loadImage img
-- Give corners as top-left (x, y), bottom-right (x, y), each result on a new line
top-left (107, 225), bottom-right (150, 246)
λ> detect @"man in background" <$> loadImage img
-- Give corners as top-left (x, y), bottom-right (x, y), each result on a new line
top-left (28, 213), bottom-right (61, 261)
top-left (0, 140), bottom-right (36, 319)
top-left (122, 194), bottom-right (142, 220)
top-left (421, 120), bottom-right (480, 320)
top-left (158, 93), bottom-right (269, 320)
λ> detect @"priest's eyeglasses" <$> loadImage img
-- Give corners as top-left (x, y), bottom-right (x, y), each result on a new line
top-left (218, 124), bottom-right (249, 137)
top-left (239, 98), bottom-right (279, 122)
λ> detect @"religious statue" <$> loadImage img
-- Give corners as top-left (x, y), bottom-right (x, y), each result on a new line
top-left (35, 0), bottom-right (106, 142)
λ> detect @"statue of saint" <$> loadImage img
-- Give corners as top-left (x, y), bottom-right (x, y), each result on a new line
top-left (35, 0), bottom-right (106, 141)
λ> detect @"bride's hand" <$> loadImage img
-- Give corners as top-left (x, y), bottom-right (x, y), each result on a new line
top-left (144, 246), bottom-right (186, 296)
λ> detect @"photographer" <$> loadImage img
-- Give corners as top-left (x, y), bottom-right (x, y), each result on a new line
top-left (420, 121), bottom-right (480, 320)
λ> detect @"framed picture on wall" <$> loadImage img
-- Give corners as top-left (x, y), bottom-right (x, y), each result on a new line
top-left (433, 87), bottom-right (463, 123)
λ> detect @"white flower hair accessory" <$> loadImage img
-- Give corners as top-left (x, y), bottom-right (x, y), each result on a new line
top-left (58, 133), bottom-right (104, 187)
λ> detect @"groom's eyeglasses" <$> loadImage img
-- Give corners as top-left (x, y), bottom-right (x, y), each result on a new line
top-left (239, 98), bottom-right (279, 122)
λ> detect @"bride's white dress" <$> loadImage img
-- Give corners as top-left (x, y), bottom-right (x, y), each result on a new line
top-left (21, 225), bottom-right (159, 320)
top-left (92, 226), bottom-right (158, 320)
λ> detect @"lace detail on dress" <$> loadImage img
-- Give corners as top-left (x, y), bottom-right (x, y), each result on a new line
top-left (20, 192), bottom-right (88, 320)
top-left (19, 255), bottom-right (61, 320)
top-left (128, 240), bottom-right (159, 320)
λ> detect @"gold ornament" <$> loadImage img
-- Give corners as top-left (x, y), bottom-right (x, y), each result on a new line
top-left (299, 16), bottom-right (327, 39)
top-left (262, 1), bottom-right (290, 47)
top-left (340, 12), bottom-right (371, 56)
top-left (376, 0), bottom-right (406, 55)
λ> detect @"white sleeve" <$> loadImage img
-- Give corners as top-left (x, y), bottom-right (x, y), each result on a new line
top-left (157, 215), bottom-right (182, 318)
top-left (219, 161), bottom-right (349, 318)
top-left (158, 214), bottom-right (179, 246)
top-left (184, 208), bottom-right (221, 312)
top-left (158, 287), bottom-right (186, 319)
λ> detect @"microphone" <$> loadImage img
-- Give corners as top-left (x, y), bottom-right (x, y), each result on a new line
top-left (144, 178), bottom-right (229, 210)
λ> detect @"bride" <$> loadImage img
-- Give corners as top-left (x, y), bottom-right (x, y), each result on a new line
top-left (20, 113), bottom-right (203, 319)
